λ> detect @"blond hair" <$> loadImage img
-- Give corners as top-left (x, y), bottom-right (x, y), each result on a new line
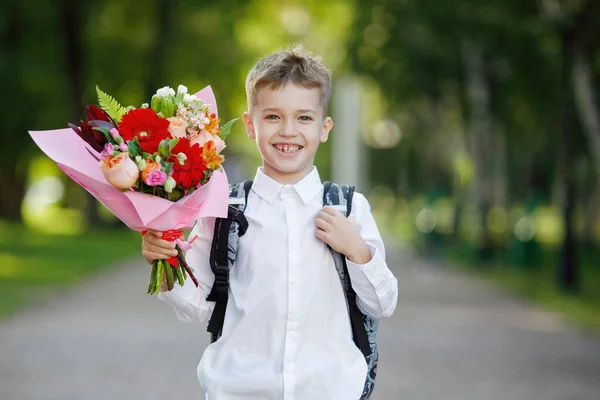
top-left (245, 44), bottom-right (332, 116)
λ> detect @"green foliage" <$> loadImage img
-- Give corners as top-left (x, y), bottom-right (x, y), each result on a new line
top-left (127, 140), bottom-right (141, 158)
top-left (218, 118), bottom-right (239, 141)
top-left (158, 138), bottom-right (171, 159)
top-left (96, 86), bottom-right (129, 123)
top-left (0, 222), bottom-right (139, 317)
top-left (92, 126), bottom-right (115, 144)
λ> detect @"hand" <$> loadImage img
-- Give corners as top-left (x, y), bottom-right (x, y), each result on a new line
top-left (141, 230), bottom-right (182, 265)
top-left (314, 207), bottom-right (372, 264)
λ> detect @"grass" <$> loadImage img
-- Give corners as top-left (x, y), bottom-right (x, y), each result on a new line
top-left (0, 221), bottom-right (141, 318)
top-left (443, 243), bottom-right (600, 332)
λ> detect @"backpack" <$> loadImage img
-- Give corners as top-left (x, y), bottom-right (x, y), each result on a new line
top-left (206, 180), bottom-right (379, 399)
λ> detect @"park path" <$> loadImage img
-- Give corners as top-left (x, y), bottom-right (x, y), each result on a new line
top-left (1, 242), bottom-right (599, 399)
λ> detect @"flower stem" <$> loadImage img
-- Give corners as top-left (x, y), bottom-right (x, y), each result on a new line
top-left (148, 260), bottom-right (158, 294)
top-left (164, 260), bottom-right (175, 291)
top-left (156, 260), bottom-right (164, 294)
top-left (176, 248), bottom-right (198, 287)
top-left (174, 264), bottom-right (184, 287)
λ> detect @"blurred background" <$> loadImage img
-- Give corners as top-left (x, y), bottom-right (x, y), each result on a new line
top-left (2, 0), bottom-right (600, 399)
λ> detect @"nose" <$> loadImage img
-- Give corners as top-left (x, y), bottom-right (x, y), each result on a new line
top-left (279, 119), bottom-right (299, 137)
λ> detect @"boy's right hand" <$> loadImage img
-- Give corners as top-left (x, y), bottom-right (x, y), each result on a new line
top-left (141, 230), bottom-right (181, 265)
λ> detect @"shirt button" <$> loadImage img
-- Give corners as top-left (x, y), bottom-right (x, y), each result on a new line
top-left (288, 323), bottom-right (296, 330)
top-left (285, 364), bottom-right (293, 372)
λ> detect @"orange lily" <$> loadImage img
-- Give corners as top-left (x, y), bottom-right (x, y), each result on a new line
top-left (202, 140), bottom-right (224, 170)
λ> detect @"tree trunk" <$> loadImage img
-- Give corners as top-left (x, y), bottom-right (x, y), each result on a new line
top-left (463, 40), bottom-right (494, 260)
top-left (60, 0), bottom-right (103, 226)
top-left (0, 5), bottom-right (27, 219)
top-left (145, 0), bottom-right (175, 99)
top-left (572, 47), bottom-right (600, 184)
top-left (0, 163), bottom-right (26, 220)
top-left (556, 26), bottom-right (579, 293)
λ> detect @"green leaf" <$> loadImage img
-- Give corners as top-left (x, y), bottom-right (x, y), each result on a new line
top-left (96, 86), bottom-right (129, 123)
top-left (162, 161), bottom-right (173, 176)
top-left (218, 118), bottom-right (239, 140)
top-left (161, 98), bottom-right (175, 118)
top-left (92, 126), bottom-right (113, 143)
top-left (158, 138), bottom-right (171, 159)
top-left (127, 141), bottom-right (140, 158)
top-left (151, 95), bottom-right (161, 114)
top-left (169, 138), bottom-right (180, 150)
top-left (174, 93), bottom-right (184, 105)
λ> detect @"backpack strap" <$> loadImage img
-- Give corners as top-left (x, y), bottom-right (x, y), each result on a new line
top-left (322, 181), bottom-right (371, 357)
top-left (206, 180), bottom-right (252, 342)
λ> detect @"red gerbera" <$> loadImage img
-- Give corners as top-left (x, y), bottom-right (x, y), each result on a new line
top-left (118, 108), bottom-right (171, 154)
top-left (169, 138), bottom-right (207, 189)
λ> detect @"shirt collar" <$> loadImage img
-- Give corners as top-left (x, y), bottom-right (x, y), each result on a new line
top-left (252, 167), bottom-right (322, 205)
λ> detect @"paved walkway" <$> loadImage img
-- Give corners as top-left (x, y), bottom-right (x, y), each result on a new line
top-left (1, 243), bottom-right (599, 399)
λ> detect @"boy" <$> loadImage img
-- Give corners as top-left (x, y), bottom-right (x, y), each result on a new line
top-left (142, 45), bottom-right (398, 400)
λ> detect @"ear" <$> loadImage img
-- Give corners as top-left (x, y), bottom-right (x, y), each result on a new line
top-left (242, 112), bottom-right (256, 140)
top-left (320, 117), bottom-right (334, 143)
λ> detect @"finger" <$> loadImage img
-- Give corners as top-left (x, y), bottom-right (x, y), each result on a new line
top-left (148, 230), bottom-right (165, 238)
top-left (145, 235), bottom-right (177, 249)
top-left (314, 217), bottom-right (330, 232)
top-left (315, 228), bottom-right (328, 242)
top-left (316, 210), bottom-right (335, 223)
top-left (321, 206), bottom-right (343, 217)
top-left (145, 241), bottom-right (179, 256)
top-left (142, 250), bottom-right (172, 262)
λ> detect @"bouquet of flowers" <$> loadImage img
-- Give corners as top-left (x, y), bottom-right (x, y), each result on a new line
top-left (29, 85), bottom-right (234, 295)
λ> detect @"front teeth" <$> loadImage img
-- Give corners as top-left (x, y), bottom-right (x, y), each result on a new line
top-left (276, 145), bottom-right (299, 153)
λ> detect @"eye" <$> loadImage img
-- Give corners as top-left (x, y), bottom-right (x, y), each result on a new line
top-left (299, 116), bottom-right (313, 121)
top-left (265, 115), bottom-right (279, 120)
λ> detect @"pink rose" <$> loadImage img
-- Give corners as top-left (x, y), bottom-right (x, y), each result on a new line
top-left (212, 134), bottom-right (226, 154)
top-left (167, 117), bottom-right (188, 139)
top-left (100, 153), bottom-right (139, 190)
top-left (109, 128), bottom-right (121, 140)
top-left (144, 169), bottom-right (167, 186)
top-left (100, 143), bottom-right (114, 160)
top-left (190, 129), bottom-right (226, 154)
top-left (190, 129), bottom-right (212, 147)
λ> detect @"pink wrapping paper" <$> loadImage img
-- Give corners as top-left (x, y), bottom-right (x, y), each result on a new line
top-left (28, 86), bottom-right (229, 231)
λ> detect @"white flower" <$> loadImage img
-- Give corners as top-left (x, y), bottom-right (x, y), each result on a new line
top-left (176, 104), bottom-right (188, 119)
top-left (176, 152), bottom-right (187, 165)
top-left (164, 176), bottom-right (176, 193)
top-left (200, 113), bottom-right (211, 125)
top-left (183, 93), bottom-right (197, 103)
top-left (156, 86), bottom-right (175, 98)
top-left (141, 103), bottom-right (149, 109)
top-left (177, 85), bottom-right (188, 95)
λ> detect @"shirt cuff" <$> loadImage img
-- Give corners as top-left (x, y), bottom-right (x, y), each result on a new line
top-left (345, 244), bottom-right (385, 289)
top-left (157, 289), bottom-right (186, 309)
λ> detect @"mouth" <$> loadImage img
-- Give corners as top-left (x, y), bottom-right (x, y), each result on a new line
top-left (272, 143), bottom-right (304, 156)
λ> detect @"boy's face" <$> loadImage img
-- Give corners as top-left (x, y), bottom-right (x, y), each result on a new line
top-left (243, 83), bottom-right (333, 185)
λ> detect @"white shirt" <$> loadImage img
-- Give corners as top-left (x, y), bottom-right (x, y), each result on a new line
top-left (159, 167), bottom-right (398, 400)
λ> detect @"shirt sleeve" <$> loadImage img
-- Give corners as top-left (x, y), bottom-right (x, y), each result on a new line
top-left (157, 217), bottom-right (216, 323)
top-left (345, 192), bottom-right (398, 319)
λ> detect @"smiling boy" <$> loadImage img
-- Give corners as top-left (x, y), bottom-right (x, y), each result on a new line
top-left (142, 45), bottom-right (398, 400)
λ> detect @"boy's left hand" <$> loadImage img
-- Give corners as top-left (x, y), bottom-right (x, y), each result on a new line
top-left (315, 207), bottom-right (372, 264)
